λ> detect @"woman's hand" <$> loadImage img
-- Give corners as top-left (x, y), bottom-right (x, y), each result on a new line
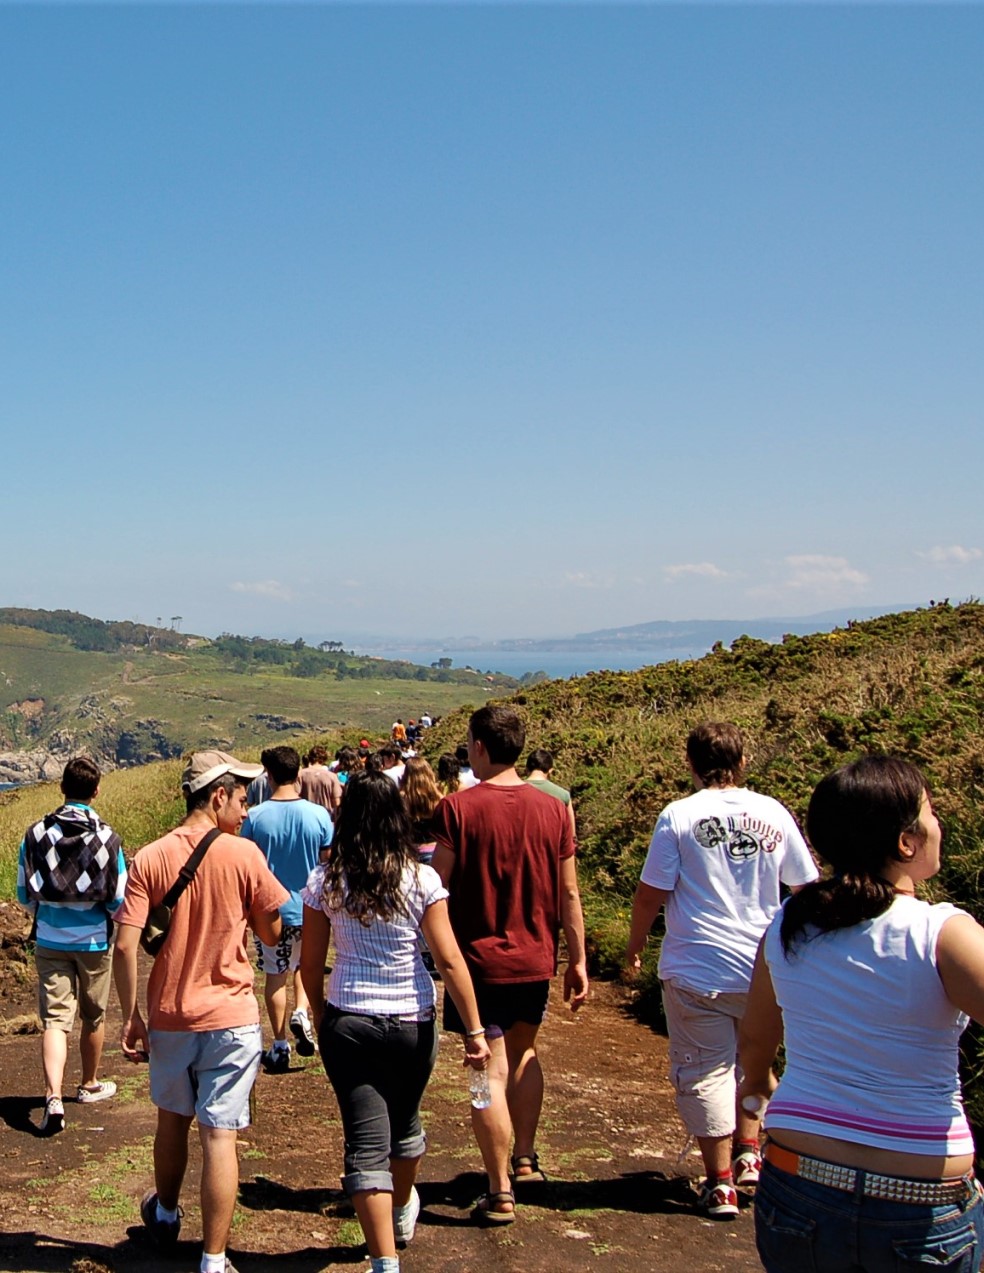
top-left (463, 1034), bottom-right (491, 1070)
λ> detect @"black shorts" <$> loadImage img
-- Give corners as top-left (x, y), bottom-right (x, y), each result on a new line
top-left (442, 979), bottom-right (550, 1040)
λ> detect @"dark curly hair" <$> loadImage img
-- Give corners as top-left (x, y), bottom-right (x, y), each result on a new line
top-left (321, 770), bottom-right (419, 926)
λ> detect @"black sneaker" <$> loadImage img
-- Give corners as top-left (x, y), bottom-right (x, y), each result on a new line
top-left (261, 1046), bottom-right (291, 1074)
top-left (139, 1189), bottom-right (182, 1247)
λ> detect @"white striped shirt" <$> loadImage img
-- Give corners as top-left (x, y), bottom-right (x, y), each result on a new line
top-left (301, 862), bottom-right (448, 1017)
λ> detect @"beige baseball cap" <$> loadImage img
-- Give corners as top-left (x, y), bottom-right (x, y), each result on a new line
top-left (181, 750), bottom-right (264, 794)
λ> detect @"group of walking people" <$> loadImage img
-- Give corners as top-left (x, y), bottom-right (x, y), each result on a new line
top-left (16, 711), bottom-right (984, 1273)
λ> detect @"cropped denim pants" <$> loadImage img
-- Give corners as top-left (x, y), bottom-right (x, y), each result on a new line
top-left (755, 1159), bottom-right (984, 1273)
top-left (319, 1004), bottom-right (439, 1196)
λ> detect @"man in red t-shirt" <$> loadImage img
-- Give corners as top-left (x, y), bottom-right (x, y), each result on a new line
top-left (432, 706), bottom-right (588, 1225)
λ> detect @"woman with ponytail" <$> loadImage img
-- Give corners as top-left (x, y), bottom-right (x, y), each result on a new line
top-left (299, 770), bottom-right (490, 1273)
top-left (740, 755), bottom-right (984, 1272)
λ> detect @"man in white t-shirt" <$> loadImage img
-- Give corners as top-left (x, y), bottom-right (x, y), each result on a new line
top-left (624, 722), bottom-right (817, 1220)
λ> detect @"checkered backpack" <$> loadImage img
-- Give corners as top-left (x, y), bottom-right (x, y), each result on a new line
top-left (22, 804), bottom-right (121, 903)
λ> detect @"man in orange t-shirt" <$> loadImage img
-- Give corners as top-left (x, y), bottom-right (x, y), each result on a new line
top-left (113, 751), bottom-right (288, 1273)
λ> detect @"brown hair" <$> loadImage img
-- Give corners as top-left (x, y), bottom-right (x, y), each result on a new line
top-left (469, 705), bottom-right (525, 765)
top-left (401, 757), bottom-right (442, 821)
top-left (686, 722), bottom-right (745, 787)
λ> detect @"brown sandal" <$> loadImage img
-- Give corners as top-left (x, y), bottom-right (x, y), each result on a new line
top-left (471, 1190), bottom-right (516, 1225)
top-left (511, 1153), bottom-right (546, 1183)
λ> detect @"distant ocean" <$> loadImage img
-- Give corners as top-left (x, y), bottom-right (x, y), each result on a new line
top-left (366, 644), bottom-right (711, 681)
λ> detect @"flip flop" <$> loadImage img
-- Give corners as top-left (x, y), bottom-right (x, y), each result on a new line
top-left (471, 1190), bottom-right (516, 1225)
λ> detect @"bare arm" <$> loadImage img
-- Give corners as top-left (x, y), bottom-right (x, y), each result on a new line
top-left (936, 913), bottom-right (984, 1024)
top-left (299, 904), bottom-right (331, 1032)
top-left (567, 801), bottom-right (578, 846)
top-left (737, 941), bottom-right (783, 1108)
top-left (113, 923), bottom-right (150, 1062)
top-left (559, 854), bottom-right (589, 1011)
top-left (624, 881), bottom-right (670, 977)
top-left (430, 843), bottom-right (455, 888)
top-left (420, 899), bottom-right (491, 1070)
top-left (251, 904), bottom-right (283, 949)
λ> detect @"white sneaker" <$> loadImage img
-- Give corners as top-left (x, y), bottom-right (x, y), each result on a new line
top-left (393, 1185), bottom-right (420, 1244)
top-left (696, 1178), bottom-right (739, 1220)
top-left (40, 1096), bottom-right (65, 1135)
top-left (732, 1148), bottom-right (761, 1189)
top-left (289, 1009), bottom-right (316, 1057)
top-left (77, 1080), bottom-right (117, 1104)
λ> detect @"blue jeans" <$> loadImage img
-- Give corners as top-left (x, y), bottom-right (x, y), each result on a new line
top-left (755, 1159), bottom-right (984, 1273)
top-left (319, 1005), bottom-right (438, 1196)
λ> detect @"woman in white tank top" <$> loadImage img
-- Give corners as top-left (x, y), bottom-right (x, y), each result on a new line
top-left (739, 756), bottom-right (984, 1273)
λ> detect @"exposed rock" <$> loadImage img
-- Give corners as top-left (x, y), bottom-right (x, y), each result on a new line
top-left (8, 698), bottom-right (44, 720)
top-left (253, 713), bottom-right (310, 731)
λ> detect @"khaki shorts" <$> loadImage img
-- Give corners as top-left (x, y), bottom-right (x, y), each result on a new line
top-left (661, 979), bottom-right (748, 1139)
top-left (36, 947), bottom-right (114, 1032)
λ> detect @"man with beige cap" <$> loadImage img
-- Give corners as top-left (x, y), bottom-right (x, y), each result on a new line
top-left (113, 751), bottom-right (288, 1273)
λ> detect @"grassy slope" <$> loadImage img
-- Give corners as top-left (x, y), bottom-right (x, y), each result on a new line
top-left (0, 625), bottom-right (488, 756)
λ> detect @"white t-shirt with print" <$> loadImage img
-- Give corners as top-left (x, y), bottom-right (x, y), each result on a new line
top-left (640, 786), bottom-right (817, 994)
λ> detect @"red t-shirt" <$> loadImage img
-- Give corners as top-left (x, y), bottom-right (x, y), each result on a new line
top-left (432, 782), bottom-right (575, 984)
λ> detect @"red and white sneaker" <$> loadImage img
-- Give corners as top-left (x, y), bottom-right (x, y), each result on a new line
top-left (696, 1179), bottom-right (739, 1220)
top-left (732, 1148), bottom-right (761, 1190)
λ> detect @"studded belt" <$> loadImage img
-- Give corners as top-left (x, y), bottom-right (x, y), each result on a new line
top-left (764, 1142), bottom-right (976, 1206)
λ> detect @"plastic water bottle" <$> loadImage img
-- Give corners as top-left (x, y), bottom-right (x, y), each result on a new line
top-left (469, 1067), bottom-right (492, 1110)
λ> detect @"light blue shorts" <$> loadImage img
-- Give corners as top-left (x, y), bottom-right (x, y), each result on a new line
top-left (149, 1024), bottom-right (262, 1129)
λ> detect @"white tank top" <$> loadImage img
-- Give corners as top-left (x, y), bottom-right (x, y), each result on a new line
top-left (763, 894), bottom-right (974, 1157)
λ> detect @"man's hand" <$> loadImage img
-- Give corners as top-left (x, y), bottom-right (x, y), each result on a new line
top-left (120, 1012), bottom-right (150, 1063)
top-left (622, 948), bottom-right (643, 983)
top-left (563, 961), bottom-right (589, 1012)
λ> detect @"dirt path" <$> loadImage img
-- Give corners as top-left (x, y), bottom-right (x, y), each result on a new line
top-left (0, 956), bottom-right (762, 1272)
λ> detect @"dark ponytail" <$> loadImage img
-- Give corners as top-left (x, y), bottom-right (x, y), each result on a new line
top-left (780, 756), bottom-right (927, 955)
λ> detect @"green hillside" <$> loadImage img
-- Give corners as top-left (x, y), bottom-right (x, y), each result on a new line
top-left (0, 612), bottom-right (511, 778)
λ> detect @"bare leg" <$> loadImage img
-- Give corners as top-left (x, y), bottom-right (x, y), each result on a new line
top-left (199, 1124), bottom-right (240, 1256)
top-left (733, 1105), bottom-right (762, 1153)
top-left (697, 1134), bottom-right (733, 1180)
top-left (390, 1155), bottom-right (422, 1209)
top-left (79, 1019), bottom-right (105, 1089)
top-left (264, 971), bottom-right (288, 1042)
top-left (292, 968), bottom-right (310, 1017)
top-left (470, 1034), bottom-right (513, 1199)
top-left (41, 1027), bottom-right (69, 1100)
top-left (352, 1188), bottom-right (396, 1258)
top-left (503, 1021), bottom-right (543, 1166)
top-left (154, 1109), bottom-right (194, 1210)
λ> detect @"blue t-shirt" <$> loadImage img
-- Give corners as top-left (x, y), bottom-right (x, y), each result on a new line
top-left (241, 798), bottom-right (333, 926)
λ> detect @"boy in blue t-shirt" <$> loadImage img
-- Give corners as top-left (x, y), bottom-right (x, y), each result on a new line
top-left (17, 756), bottom-right (127, 1134)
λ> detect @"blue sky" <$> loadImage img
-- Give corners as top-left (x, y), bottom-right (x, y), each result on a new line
top-left (3, 4), bottom-right (982, 642)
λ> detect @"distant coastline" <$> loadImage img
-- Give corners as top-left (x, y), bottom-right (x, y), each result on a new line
top-left (360, 604), bottom-right (913, 680)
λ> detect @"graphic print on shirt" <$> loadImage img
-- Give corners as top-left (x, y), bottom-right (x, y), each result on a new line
top-left (693, 814), bottom-right (783, 861)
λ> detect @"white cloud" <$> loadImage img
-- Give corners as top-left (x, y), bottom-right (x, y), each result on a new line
top-left (664, 561), bottom-right (729, 581)
top-left (229, 580), bottom-right (294, 602)
top-left (783, 555), bottom-right (868, 590)
top-left (917, 545), bottom-right (983, 566)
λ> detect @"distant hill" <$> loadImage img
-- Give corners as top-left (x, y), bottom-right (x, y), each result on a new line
top-left (0, 608), bottom-right (516, 782)
top-left (466, 604), bottom-right (917, 655)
